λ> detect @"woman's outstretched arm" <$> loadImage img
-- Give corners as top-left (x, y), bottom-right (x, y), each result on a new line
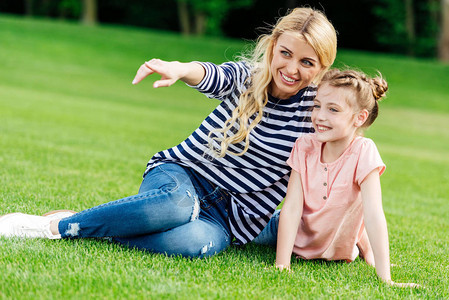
top-left (132, 59), bottom-right (205, 87)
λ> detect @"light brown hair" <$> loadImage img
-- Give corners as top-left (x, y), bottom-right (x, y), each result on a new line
top-left (319, 69), bottom-right (388, 129)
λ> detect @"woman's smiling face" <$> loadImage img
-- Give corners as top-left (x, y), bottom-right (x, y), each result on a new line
top-left (269, 32), bottom-right (323, 99)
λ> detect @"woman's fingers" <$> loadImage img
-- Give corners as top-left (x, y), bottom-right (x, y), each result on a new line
top-left (132, 61), bottom-right (155, 85)
top-left (153, 78), bottom-right (176, 88)
top-left (132, 59), bottom-right (179, 87)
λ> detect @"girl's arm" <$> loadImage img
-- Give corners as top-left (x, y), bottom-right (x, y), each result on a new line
top-left (361, 169), bottom-right (420, 288)
top-left (275, 170), bottom-right (304, 270)
top-left (132, 59), bottom-right (205, 87)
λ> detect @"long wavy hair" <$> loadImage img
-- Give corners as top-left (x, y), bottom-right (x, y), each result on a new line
top-left (208, 7), bottom-right (337, 158)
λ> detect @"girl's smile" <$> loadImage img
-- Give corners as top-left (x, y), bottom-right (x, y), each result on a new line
top-left (315, 124), bottom-right (331, 132)
top-left (269, 32), bottom-right (323, 99)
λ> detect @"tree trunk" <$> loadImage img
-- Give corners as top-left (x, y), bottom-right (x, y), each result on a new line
top-left (42, 0), bottom-right (51, 16)
top-left (24, 0), bottom-right (33, 16)
top-left (194, 12), bottom-right (207, 36)
top-left (82, 0), bottom-right (97, 26)
top-left (405, 0), bottom-right (415, 56)
top-left (177, 0), bottom-right (191, 35)
top-left (439, 0), bottom-right (449, 62)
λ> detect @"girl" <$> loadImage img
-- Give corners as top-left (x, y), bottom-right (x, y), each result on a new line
top-left (0, 8), bottom-right (337, 258)
top-left (273, 68), bottom-right (419, 287)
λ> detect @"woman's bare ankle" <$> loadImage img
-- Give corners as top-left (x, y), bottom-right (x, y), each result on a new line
top-left (50, 220), bottom-right (60, 235)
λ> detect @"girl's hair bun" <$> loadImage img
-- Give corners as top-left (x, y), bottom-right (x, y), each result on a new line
top-left (370, 75), bottom-right (388, 102)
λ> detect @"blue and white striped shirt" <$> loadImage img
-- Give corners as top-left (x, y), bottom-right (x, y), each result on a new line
top-left (144, 61), bottom-right (316, 245)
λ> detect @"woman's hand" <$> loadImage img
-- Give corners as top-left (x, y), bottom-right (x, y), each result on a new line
top-left (132, 59), bottom-right (180, 87)
top-left (132, 59), bottom-right (205, 87)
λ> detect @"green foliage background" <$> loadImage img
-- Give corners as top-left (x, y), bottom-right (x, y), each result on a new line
top-left (0, 0), bottom-right (444, 57)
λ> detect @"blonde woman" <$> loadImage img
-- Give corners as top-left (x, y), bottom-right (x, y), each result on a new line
top-left (0, 8), bottom-right (337, 258)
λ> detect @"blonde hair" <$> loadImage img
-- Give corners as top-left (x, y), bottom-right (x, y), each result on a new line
top-left (208, 7), bottom-right (337, 157)
top-left (319, 69), bottom-right (388, 129)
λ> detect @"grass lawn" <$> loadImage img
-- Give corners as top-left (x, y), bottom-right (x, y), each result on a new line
top-left (0, 15), bottom-right (448, 299)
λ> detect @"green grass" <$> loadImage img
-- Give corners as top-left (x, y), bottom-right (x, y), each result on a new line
top-left (0, 14), bottom-right (448, 299)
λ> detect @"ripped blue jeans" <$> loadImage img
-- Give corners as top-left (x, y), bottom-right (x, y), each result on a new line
top-left (58, 163), bottom-right (232, 258)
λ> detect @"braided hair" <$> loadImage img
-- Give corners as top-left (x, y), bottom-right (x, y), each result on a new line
top-left (319, 69), bottom-right (388, 128)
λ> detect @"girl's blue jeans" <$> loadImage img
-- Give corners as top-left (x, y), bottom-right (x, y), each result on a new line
top-left (252, 209), bottom-right (280, 247)
top-left (58, 163), bottom-right (232, 258)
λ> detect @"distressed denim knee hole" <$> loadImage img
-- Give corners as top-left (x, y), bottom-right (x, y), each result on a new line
top-left (190, 194), bottom-right (200, 221)
top-left (200, 241), bottom-right (214, 255)
top-left (65, 223), bottom-right (80, 237)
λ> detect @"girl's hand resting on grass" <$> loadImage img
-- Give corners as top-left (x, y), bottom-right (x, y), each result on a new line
top-left (275, 264), bottom-right (291, 272)
top-left (387, 280), bottom-right (422, 288)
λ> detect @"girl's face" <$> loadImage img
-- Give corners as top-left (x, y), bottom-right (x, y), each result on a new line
top-left (312, 84), bottom-right (363, 147)
top-left (269, 32), bottom-right (323, 99)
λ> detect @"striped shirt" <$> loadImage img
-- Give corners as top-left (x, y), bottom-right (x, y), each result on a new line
top-left (144, 61), bottom-right (316, 245)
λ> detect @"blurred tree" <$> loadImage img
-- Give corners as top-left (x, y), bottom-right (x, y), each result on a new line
top-left (176, 0), bottom-right (254, 36)
top-left (373, 0), bottom-right (411, 54)
top-left (373, 0), bottom-right (439, 57)
top-left (95, 0), bottom-right (179, 32)
top-left (429, 0), bottom-right (440, 27)
top-left (223, 0), bottom-right (380, 52)
top-left (24, 0), bottom-right (33, 16)
top-left (438, 0), bottom-right (449, 62)
top-left (440, 0), bottom-right (449, 61)
top-left (59, 0), bottom-right (81, 19)
top-left (405, 0), bottom-right (416, 56)
top-left (0, 0), bottom-right (442, 58)
top-left (82, 0), bottom-right (97, 25)
top-left (19, 0), bottom-right (80, 19)
top-left (178, 1), bottom-right (191, 35)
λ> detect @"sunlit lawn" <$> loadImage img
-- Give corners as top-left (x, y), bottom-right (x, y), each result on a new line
top-left (0, 15), bottom-right (448, 298)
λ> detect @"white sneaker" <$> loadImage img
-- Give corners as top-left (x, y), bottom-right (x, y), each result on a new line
top-left (0, 213), bottom-right (60, 239)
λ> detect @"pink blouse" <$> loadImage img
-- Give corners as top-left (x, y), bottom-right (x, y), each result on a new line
top-left (287, 134), bottom-right (386, 262)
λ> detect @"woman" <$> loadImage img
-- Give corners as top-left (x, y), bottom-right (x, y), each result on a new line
top-left (0, 8), bottom-right (337, 258)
